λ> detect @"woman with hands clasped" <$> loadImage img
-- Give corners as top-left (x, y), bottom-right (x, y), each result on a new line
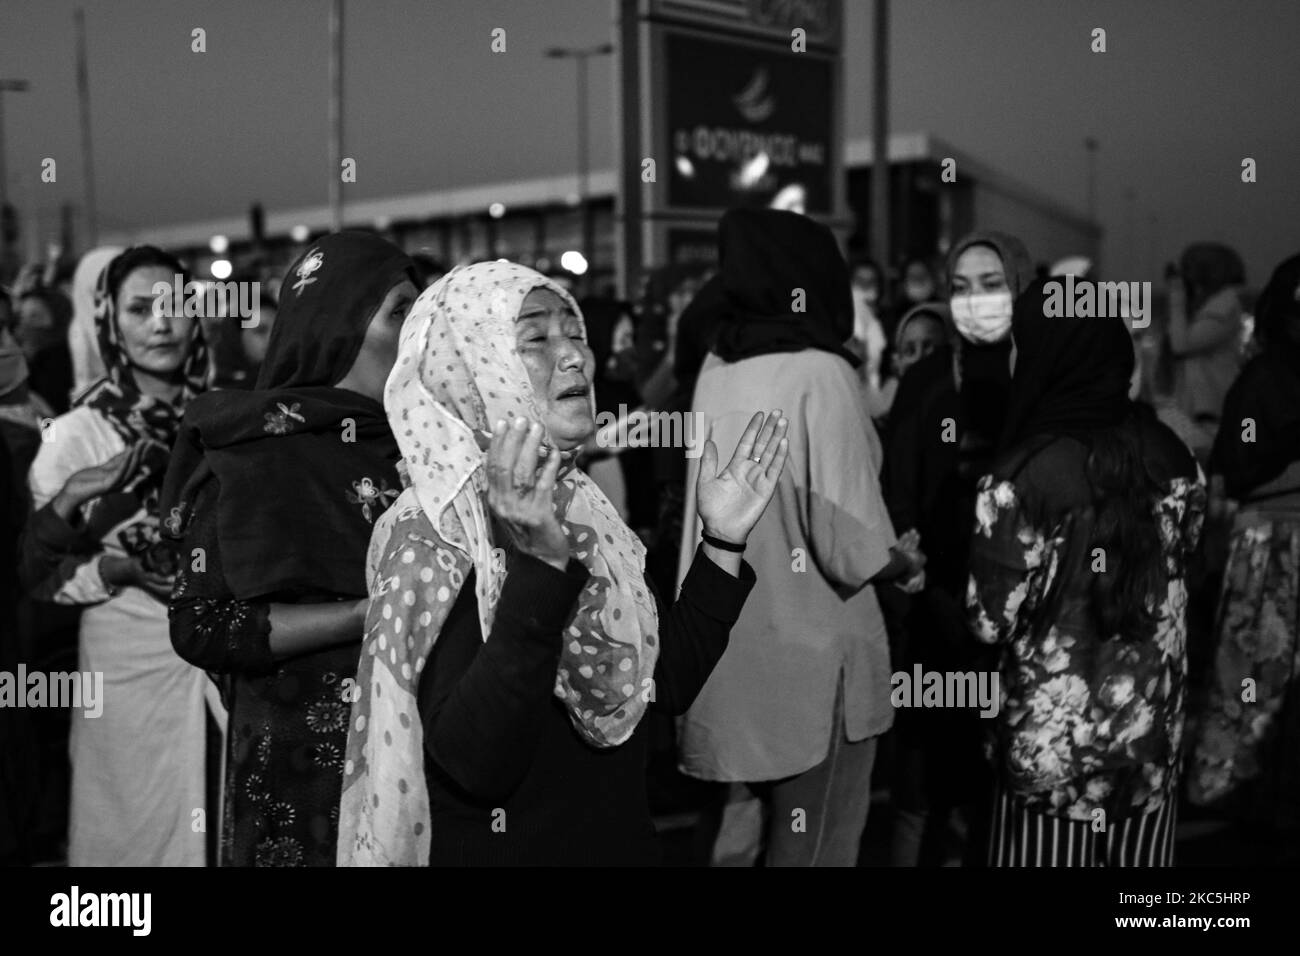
top-left (20, 246), bottom-right (213, 866)
top-left (339, 261), bottom-right (788, 866)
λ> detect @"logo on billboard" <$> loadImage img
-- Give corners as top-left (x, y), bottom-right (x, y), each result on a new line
top-left (732, 68), bottom-right (775, 123)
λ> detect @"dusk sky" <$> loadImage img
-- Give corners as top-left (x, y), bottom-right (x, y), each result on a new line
top-left (1, 0), bottom-right (1297, 282)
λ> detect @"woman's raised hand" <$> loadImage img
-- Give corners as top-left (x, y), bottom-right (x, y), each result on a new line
top-left (695, 409), bottom-right (789, 546)
top-left (485, 417), bottom-right (569, 571)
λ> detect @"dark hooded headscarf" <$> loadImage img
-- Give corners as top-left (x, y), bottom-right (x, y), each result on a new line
top-left (1210, 253), bottom-right (1300, 498)
top-left (999, 277), bottom-right (1135, 451)
top-left (161, 231), bottom-right (418, 600)
top-left (945, 229), bottom-right (1036, 464)
top-left (946, 230), bottom-right (1035, 300)
top-left (711, 208), bottom-right (859, 367)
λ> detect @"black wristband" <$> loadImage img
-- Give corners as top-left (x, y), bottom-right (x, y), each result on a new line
top-left (702, 531), bottom-right (746, 553)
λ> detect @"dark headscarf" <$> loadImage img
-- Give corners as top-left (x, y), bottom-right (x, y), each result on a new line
top-left (711, 208), bottom-right (859, 367)
top-left (1251, 253), bottom-right (1300, 367)
top-left (161, 231), bottom-right (417, 601)
top-left (888, 302), bottom-right (956, 428)
top-left (946, 230), bottom-right (1036, 466)
top-left (946, 230), bottom-right (1035, 301)
top-left (1210, 253), bottom-right (1300, 497)
top-left (999, 278), bottom-right (1135, 451)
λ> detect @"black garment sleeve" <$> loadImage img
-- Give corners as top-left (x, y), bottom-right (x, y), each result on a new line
top-left (167, 478), bottom-right (274, 675)
top-left (16, 502), bottom-right (101, 602)
top-left (648, 545), bottom-right (755, 716)
top-left (421, 551), bottom-right (588, 804)
top-left (1210, 361), bottom-right (1300, 499)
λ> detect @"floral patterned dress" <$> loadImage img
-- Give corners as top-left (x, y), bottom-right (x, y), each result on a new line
top-left (1188, 509), bottom-right (1300, 829)
top-left (966, 431), bottom-right (1206, 822)
top-left (170, 477), bottom-right (359, 866)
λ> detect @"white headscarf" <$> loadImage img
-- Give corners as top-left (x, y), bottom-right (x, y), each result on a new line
top-left (338, 262), bottom-right (660, 865)
top-left (68, 246), bottom-right (122, 398)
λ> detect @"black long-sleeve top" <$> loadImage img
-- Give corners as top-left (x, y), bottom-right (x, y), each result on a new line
top-left (169, 477), bottom-right (360, 867)
top-left (419, 545), bottom-right (753, 866)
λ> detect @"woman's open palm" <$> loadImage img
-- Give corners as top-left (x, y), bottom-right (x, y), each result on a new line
top-left (695, 410), bottom-right (789, 544)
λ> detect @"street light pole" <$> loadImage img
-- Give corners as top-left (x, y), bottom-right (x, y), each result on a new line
top-left (870, 0), bottom-right (889, 275)
top-left (1084, 136), bottom-right (1099, 223)
top-left (0, 78), bottom-right (31, 276)
top-left (74, 9), bottom-right (99, 246)
top-left (328, 0), bottom-right (344, 232)
top-left (546, 43), bottom-right (613, 283)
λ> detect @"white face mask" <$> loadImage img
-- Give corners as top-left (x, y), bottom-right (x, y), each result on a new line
top-left (950, 290), bottom-right (1013, 344)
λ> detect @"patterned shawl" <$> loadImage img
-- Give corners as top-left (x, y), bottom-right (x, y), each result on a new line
top-left (338, 262), bottom-right (660, 866)
top-left (74, 250), bottom-right (208, 542)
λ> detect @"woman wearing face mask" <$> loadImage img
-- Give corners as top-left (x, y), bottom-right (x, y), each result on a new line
top-left (19, 246), bottom-right (213, 866)
top-left (337, 261), bottom-right (786, 865)
top-left (969, 279), bottom-right (1204, 867)
top-left (872, 230), bottom-right (1035, 865)
top-left (161, 232), bottom-right (418, 867)
top-left (1188, 254), bottom-right (1300, 863)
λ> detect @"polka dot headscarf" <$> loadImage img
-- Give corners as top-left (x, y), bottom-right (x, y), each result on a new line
top-left (338, 262), bottom-right (660, 866)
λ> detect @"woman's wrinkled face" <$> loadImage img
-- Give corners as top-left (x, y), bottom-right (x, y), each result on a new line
top-left (950, 246), bottom-right (1008, 296)
top-left (117, 266), bottom-right (196, 376)
top-left (896, 314), bottom-right (946, 377)
top-left (515, 286), bottom-right (595, 450)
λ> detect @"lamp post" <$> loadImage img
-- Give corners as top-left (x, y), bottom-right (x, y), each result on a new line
top-left (545, 43), bottom-right (613, 282)
top-left (0, 78), bottom-right (31, 272)
top-left (1084, 136), bottom-right (1099, 223)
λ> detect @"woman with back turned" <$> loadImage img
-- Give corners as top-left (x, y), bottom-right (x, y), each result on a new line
top-left (968, 279), bottom-right (1205, 866)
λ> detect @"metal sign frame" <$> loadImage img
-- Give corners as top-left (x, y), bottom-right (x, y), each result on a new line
top-left (616, 0), bottom-right (847, 294)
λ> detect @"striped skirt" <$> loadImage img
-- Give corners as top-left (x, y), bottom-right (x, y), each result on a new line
top-left (988, 784), bottom-right (1178, 867)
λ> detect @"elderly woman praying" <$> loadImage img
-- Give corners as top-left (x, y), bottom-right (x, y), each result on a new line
top-left (338, 261), bottom-right (787, 866)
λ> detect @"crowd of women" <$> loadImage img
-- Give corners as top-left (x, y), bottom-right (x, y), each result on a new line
top-left (0, 209), bottom-right (1296, 867)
